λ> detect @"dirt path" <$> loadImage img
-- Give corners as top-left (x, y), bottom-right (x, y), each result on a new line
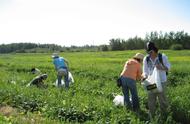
top-left (0, 105), bottom-right (59, 124)
top-left (0, 105), bottom-right (17, 116)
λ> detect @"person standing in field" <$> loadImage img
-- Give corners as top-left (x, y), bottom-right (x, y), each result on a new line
top-left (120, 53), bottom-right (144, 111)
top-left (142, 42), bottom-right (171, 118)
top-left (52, 53), bottom-right (69, 88)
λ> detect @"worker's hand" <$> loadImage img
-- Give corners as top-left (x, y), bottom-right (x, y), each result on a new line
top-left (156, 64), bottom-right (168, 71)
top-left (141, 77), bottom-right (146, 81)
top-left (141, 77), bottom-right (147, 82)
top-left (156, 64), bottom-right (163, 70)
top-left (140, 75), bottom-right (147, 82)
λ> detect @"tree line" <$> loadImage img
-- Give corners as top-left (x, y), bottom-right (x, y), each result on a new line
top-left (0, 43), bottom-right (64, 53)
top-left (0, 31), bottom-right (190, 53)
top-left (109, 31), bottom-right (190, 51)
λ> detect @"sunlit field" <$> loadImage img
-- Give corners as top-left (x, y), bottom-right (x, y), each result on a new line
top-left (0, 50), bottom-right (190, 124)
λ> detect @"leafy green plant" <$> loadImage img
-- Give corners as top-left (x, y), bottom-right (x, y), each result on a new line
top-left (0, 50), bottom-right (190, 123)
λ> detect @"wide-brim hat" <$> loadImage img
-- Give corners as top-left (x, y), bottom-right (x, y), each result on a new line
top-left (52, 53), bottom-right (59, 58)
top-left (133, 53), bottom-right (144, 60)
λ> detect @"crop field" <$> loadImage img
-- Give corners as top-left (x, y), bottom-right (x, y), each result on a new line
top-left (0, 50), bottom-right (190, 124)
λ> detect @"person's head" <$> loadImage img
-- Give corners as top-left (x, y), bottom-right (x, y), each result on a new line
top-left (146, 41), bottom-right (158, 54)
top-left (133, 53), bottom-right (144, 63)
top-left (40, 74), bottom-right (48, 80)
top-left (31, 68), bottom-right (35, 74)
top-left (52, 53), bottom-right (59, 59)
top-left (31, 67), bottom-right (41, 74)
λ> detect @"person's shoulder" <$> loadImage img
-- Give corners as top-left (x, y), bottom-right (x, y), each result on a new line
top-left (53, 57), bottom-right (58, 61)
top-left (160, 53), bottom-right (168, 59)
top-left (143, 54), bottom-right (149, 61)
top-left (33, 75), bottom-right (41, 80)
top-left (59, 57), bottom-right (64, 60)
top-left (30, 76), bottom-right (40, 84)
top-left (126, 59), bottom-right (134, 63)
top-left (129, 59), bottom-right (140, 65)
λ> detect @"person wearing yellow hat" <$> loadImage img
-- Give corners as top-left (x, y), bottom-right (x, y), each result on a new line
top-left (120, 53), bottom-right (144, 111)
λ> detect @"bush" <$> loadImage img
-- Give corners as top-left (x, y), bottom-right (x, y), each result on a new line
top-left (170, 44), bottom-right (183, 50)
top-left (101, 45), bottom-right (109, 51)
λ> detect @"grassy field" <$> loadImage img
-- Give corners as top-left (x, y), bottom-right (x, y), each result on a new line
top-left (0, 50), bottom-right (190, 124)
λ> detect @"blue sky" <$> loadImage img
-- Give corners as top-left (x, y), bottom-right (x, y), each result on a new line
top-left (0, 0), bottom-right (190, 46)
top-left (150, 0), bottom-right (190, 20)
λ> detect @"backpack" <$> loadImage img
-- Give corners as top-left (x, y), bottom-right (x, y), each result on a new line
top-left (146, 53), bottom-right (168, 75)
top-left (116, 77), bottom-right (122, 88)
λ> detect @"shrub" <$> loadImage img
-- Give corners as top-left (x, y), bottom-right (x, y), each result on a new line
top-left (101, 45), bottom-right (109, 51)
top-left (170, 44), bottom-right (183, 50)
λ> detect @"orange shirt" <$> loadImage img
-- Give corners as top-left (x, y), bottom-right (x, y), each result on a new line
top-left (120, 59), bottom-right (142, 80)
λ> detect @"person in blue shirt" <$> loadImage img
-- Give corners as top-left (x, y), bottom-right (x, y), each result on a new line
top-left (52, 53), bottom-right (69, 88)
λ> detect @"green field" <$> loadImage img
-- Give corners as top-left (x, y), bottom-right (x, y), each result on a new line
top-left (0, 50), bottom-right (190, 124)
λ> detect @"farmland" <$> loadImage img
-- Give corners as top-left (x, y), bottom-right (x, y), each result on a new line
top-left (0, 50), bottom-right (190, 124)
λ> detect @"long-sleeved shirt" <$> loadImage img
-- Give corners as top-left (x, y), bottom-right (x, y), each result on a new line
top-left (143, 53), bottom-right (171, 82)
top-left (120, 59), bottom-right (142, 80)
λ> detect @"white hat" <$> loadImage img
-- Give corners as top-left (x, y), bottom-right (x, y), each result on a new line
top-left (133, 53), bottom-right (144, 60)
top-left (52, 53), bottom-right (59, 58)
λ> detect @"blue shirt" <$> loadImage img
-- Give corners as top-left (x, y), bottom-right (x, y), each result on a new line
top-left (53, 57), bottom-right (67, 70)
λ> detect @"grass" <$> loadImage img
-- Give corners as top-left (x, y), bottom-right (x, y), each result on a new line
top-left (0, 50), bottom-right (190, 123)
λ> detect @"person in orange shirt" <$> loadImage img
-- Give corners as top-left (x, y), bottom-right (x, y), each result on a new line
top-left (120, 53), bottom-right (144, 111)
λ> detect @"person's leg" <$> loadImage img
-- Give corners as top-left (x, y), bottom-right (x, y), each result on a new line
top-left (57, 74), bottom-right (62, 87)
top-left (158, 83), bottom-right (169, 115)
top-left (64, 69), bottom-right (69, 88)
top-left (128, 79), bottom-right (139, 111)
top-left (121, 77), bottom-right (132, 109)
top-left (148, 92), bottom-right (157, 118)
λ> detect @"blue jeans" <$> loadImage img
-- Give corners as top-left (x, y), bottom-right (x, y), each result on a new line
top-left (57, 67), bottom-right (69, 88)
top-left (121, 76), bottom-right (139, 110)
